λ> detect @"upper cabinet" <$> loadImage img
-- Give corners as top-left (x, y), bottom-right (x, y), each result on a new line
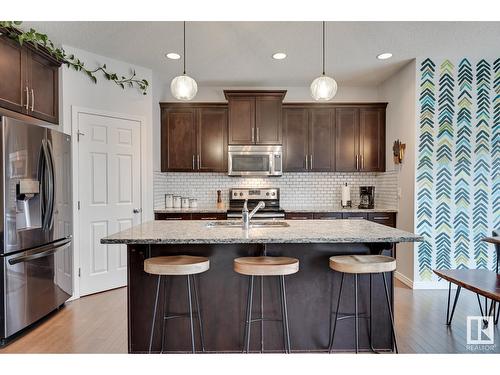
top-left (283, 106), bottom-right (334, 172)
top-left (160, 104), bottom-right (227, 172)
top-left (335, 105), bottom-right (386, 172)
top-left (224, 90), bottom-right (286, 145)
top-left (0, 34), bottom-right (61, 124)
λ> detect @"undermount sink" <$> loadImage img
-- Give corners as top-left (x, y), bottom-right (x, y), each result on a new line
top-left (206, 221), bottom-right (290, 228)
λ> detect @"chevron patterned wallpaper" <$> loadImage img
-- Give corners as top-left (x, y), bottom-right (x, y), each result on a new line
top-left (416, 58), bottom-right (500, 282)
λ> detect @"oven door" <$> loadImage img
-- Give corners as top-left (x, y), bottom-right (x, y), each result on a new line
top-left (1, 237), bottom-right (72, 339)
top-left (228, 145), bottom-right (282, 176)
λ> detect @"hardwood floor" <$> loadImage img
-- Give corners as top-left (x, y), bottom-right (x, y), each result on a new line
top-left (0, 280), bottom-right (498, 353)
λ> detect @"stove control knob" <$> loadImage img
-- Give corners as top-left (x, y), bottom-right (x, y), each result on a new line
top-left (233, 192), bottom-right (237, 197)
top-left (239, 192), bottom-right (243, 197)
top-left (272, 192), bottom-right (276, 196)
top-left (266, 192), bottom-right (270, 196)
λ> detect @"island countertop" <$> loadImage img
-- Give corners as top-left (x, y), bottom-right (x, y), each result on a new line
top-left (101, 219), bottom-right (422, 245)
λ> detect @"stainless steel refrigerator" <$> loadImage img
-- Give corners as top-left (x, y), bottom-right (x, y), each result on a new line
top-left (0, 113), bottom-right (73, 344)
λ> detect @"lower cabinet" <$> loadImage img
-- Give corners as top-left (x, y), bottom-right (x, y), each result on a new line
top-left (285, 211), bottom-right (396, 227)
top-left (155, 212), bottom-right (227, 220)
top-left (284, 212), bottom-right (314, 220)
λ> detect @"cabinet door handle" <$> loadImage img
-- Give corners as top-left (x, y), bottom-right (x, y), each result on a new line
top-left (256, 127), bottom-right (260, 143)
top-left (25, 87), bottom-right (29, 110)
top-left (192, 155), bottom-right (195, 170)
top-left (361, 155), bottom-right (364, 170)
top-left (200, 217), bottom-right (217, 220)
top-left (310, 155), bottom-right (313, 169)
top-left (165, 217), bottom-right (182, 220)
top-left (356, 155), bottom-right (359, 170)
top-left (30, 89), bottom-right (34, 111)
top-left (305, 155), bottom-right (308, 170)
top-left (197, 155), bottom-right (200, 170)
top-left (373, 216), bottom-right (390, 220)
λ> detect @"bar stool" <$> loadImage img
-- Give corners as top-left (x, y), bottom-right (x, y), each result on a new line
top-left (234, 256), bottom-right (299, 353)
top-left (328, 255), bottom-right (398, 353)
top-left (144, 255), bottom-right (209, 354)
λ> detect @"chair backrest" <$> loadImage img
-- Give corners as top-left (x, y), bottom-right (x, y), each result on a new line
top-left (493, 229), bottom-right (499, 274)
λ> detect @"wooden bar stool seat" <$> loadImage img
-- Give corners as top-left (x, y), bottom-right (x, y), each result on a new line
top-left (329, 255), bottom-right (396, 274)
top-left (234, 256), bottom-right (299, 276)
top-left (234, 256), bottom-right (299, 354)
top-left (145, 255), bottom-right (209, 354)
top-left (144, 255), bottom-right (210, 275)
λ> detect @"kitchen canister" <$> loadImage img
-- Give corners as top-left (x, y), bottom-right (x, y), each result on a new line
top-left (164, 194), bottom-right (173, 208)
top-left (189, 198), bottom-right (198, 209)
top-left (181, 197), bottom-right (190, 208)
top-left (173, 195), bottom-right (181, 208)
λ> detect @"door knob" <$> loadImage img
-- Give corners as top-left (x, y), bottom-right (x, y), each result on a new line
top-left (133, 208), bottom-right (142, 214)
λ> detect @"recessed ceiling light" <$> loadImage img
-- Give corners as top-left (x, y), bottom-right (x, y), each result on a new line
top-left (272, 52), bottom-right (287, 60)
top-left (377, 53), bottom-right (393, 60)
top-left (166, 52), bottom-right (181, 60)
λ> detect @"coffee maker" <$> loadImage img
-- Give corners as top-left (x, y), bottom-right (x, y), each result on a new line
top-left (359, 186), bottom-right (375, 209)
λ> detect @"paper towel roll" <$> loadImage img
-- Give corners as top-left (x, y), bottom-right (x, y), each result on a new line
top-left (341, 183), bottom-right (350, 206)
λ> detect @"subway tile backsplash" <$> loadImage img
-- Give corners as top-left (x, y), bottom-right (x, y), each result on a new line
top-left (154, 171), bottom-right (399, 210)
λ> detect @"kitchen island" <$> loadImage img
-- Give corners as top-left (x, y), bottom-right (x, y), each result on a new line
top-left (101, 219), bottom-right (421, 353)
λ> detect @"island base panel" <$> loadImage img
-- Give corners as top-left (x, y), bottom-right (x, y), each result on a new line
top-left (127, 243), bottom-right (394, 353)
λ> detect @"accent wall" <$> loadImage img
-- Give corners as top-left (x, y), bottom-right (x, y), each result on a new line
top-left (415, 58), bottom-right (499, 284)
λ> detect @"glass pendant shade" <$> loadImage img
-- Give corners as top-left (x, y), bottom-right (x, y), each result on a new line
top-left (310, 75), bottom-right (338, 101)
top-left (170, 74), bottom-right (198, 101)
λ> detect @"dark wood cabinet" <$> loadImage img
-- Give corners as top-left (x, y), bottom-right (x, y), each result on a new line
top-left (359, 108), bottom-right (385, 172)
top-left (0, 36), bottom-right (27, 114)
top-left (154, 213), bottom-right (192, 220)
top-left (284, 212), bottom-right (314, 220)
top-left (161, 104), bottom-right (227, 172)
top-left (367, 212), bottom-right (396, 228)
top-left (283, 106), bottom-right (334, 172)
top-left (310, 109), bottom-right (334, 171)
top-left (335, 108), bottom-right (359, 172)
top-left (26, 50), bottom-right (59, 124)
top-left (335, 105), bottom-right (386, 172)
top-left (225, 90), bottom-right (286, 145)
top-left (197, 108), bottom-right (228, 172)
top-left (283, 108), bottom-right (309, 171)
top-left (161, 107), bottom-right (197, 171)
top-left (313, 212), bottom-right (342, 220)
top-left (155, 212), bottom-right (226, 220)
top-left (0, 34), bottom-right (60, 124)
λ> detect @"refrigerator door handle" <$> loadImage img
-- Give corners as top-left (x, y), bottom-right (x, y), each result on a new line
top-left (46, 140), bottom-right (56, 230)
top-left (41, 139), bottom-right (55, 230)
top-left (8, 237), bottom-right (72, 265)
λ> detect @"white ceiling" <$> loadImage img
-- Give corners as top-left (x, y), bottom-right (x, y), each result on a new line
top-left (24, 21), bottom-right (500, 87)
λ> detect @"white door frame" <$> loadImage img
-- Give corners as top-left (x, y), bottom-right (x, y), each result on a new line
top-left (71, 105), bottom-right (152, 299)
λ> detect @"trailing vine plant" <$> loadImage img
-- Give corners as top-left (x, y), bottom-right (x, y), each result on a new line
top-left (0, 21), bottom-right (149, 95)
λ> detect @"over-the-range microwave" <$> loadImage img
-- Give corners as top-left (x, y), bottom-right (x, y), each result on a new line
top-left (228, 145), bottom-right (282, 176)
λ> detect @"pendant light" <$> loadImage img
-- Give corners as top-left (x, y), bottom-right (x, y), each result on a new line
top-left (310, 21), bottom-right (337, 101)
top-left (171, 21), bottom-right (198, 101)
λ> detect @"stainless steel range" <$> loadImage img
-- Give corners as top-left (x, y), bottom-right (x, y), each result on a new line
top-left (227, 188), bottom-right (284, 220)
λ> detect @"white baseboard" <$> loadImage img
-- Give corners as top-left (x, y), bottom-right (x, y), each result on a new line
top-left (394, 271), bottom-right (414, 288)
top-left (394, 272), bottom-right (458, 290)
top-left (412, 279), bottom-right (457, 290)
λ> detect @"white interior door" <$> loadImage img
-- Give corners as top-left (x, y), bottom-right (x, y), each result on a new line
top-left (78, 112), bottom-right (142, 296)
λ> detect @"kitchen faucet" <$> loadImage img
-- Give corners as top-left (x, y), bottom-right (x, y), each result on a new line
top-left (242, 199), bottom-right (265, 230)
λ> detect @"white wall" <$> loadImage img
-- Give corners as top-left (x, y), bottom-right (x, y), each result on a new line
top-left (377, 60), bottom-right (417, 286)
top-left (152, 76), bottom-right (381, 171)
top-left (60, 46), bottom-right (154, 298)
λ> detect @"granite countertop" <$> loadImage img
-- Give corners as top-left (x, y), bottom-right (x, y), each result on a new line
top-left (101, 219), bottom-right (422, 245)
top-left (154, 206), bottom-right (227, 213)
top-left (281, 206), bottom-right (398, 213)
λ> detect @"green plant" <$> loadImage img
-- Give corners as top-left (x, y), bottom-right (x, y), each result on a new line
top-left (0, 21), bottom-right (149, 95)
